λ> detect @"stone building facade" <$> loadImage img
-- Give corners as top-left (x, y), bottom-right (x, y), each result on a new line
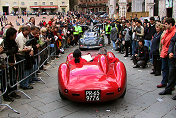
top-left (159, 0), bottom-right (176, 19)
top-left (118, 0), bottom-right (176, 19)
top-left (77, 0), bottom-right (109, 13)
top-left (0, 0), bottom-right (69, 15)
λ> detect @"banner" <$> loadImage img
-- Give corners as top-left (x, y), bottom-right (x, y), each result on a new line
top-left (166, 0), bottom-right (173, 8)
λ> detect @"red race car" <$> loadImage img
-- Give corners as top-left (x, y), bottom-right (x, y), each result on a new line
top-left (58, 52), bottom-right (127, 102)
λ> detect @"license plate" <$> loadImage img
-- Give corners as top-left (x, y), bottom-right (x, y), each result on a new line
top-left (85, 90), bottom-right (101, 101)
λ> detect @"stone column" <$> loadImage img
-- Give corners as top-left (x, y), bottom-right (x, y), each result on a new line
top-left (158, 0), bottom-right (166, 18)
top-left (132, 0), bottom-right (144, 12)
top-left (118, 0), bottom-right (127, 18)
top-left (146, 0), bottom-right (154, 17)
top-left (173, 0), bottom-right (176, 19)
top-left (109, 0), bottom-right (116, 18)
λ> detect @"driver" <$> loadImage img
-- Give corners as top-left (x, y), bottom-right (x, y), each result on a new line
top-left (69, 49), bottom-right (87, 65)
top-left (94, 47), bottom-right (119, 63)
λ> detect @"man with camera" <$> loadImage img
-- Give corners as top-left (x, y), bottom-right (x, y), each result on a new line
top-left (132, 39), bottom-right (149, 68)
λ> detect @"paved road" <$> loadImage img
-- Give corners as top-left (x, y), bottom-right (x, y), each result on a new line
top-left (0, 39), bottom-right (176, 118)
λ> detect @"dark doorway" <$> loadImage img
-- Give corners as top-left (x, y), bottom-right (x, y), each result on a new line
top-left (154, 0), bottom-right (159, 16)
top-left (3, 6), bottom-right (9, 15)
top-left (167, 8), bottom-right (172, 17)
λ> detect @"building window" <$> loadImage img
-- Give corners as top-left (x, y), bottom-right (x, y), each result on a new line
top-left (50, 2), bottom-right (53, 5)
top-left (42, 2), bottom-right (45, 5)
top-left (62, 8), bottom-right (66, 13)
top-left (13, 2), bottom-right (17, 6)
top-left (34, 2), bottom-right (37, 5)
top-left (21, 2), bottom-right (25, 5)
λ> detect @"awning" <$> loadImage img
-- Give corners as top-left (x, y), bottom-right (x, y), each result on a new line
top-left (12, 6), bottom-right (19, 9)
top-left (20, 7), bottom-right (27, 9)
top-left (60, 6), bottom-right (67, 7)
top-left (30, 6), bottom-right (40, 8)
top-left (30, 6), bottom-right (58, 9)
top-left (40, 6), bottom-right (58, 9)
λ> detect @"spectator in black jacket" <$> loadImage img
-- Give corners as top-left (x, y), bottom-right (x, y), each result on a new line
top-left (27, 26), bottom-right (41, 83)
top-left (150, 23), bottom-right (163, 76)
top-left (133, 39), bottom-right (149, 68)
top-left (28, 26), bottom-right (40, 54)
top-left (3, 27), bottom-right (21, 102)
top-left (144, 17), bottom-right (156, 50)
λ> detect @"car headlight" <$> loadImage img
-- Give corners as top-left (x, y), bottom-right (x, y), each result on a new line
top-left (80, 38), bottom-right (84, 42)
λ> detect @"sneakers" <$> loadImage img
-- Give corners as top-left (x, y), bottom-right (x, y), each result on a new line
top-left (20, 85), bottom-right (34, 90)
top-left (155, 73), bottom-right (161, 76)
top-left (10, 93), bottom-right (21, 99)
top-left (157, 84), bottom-right (167, 88)
top-left (159, 90), bottom-right (172, 95)
top-left (172, 95), bottom-right (176, 100)
top-left (133, 65), bottom-right (139, 68)
top-left (3, 97), bottom-right (14, 102)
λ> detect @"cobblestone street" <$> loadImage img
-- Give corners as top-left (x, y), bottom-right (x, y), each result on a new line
top-left (0, 42), bottom-right (176, 118)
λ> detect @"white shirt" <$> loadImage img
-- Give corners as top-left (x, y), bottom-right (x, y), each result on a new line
top-left (15, 32), bottom-right (31, 53)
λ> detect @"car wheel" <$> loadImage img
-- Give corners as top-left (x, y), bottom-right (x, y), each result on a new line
top-left (120, 88), bottom-right (126, 98)
top-left (59, 90), bottom-right (67, 100)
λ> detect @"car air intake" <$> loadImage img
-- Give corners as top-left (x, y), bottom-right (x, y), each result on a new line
top-left (106, 92), bottom-right (114, 95)
top-left (72, 94), bottom-right (80, 96)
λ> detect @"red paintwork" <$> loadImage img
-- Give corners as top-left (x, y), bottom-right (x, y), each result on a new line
top-left (58, 52), bottom-right (127, 102)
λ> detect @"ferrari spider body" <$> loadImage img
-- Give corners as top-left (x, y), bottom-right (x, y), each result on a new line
top-left (58, 52), bottom-right (127, 102)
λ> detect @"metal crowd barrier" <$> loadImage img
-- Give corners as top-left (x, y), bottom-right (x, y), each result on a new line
top-left (0, 41), bottom-right (57, 114)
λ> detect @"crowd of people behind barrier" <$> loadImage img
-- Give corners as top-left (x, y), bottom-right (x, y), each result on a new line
top-left (0, 11), bottom-right (176, 105)
top-left (106, 16), bottom-right (176, 100)
top-left (0, 12), bottom-right (90, 103)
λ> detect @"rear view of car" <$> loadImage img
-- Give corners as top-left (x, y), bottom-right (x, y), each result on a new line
top-left (79, 30), bottom-right (104, 50)
top-left (58, 52), bottom-right (127, 102)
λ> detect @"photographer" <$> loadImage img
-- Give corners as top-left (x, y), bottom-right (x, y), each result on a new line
top-left (133, 39), bottom-right (149, 68)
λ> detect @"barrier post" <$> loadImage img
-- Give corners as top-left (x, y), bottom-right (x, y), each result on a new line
top-left (0, 57), bottom-right (19, 114)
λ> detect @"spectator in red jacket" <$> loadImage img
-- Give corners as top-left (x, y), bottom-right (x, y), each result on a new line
top-left (48, 18), bottom-right (53, 26)
top-left (157, 18), bottom-right (176, 88)
top-left (43, 21), bottom-right (46, 26)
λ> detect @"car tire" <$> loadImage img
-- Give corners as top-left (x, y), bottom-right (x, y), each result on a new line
top-left (59, 90), bottom-right (66, 100)
top-left (120, 88), bottom-right (126, 98)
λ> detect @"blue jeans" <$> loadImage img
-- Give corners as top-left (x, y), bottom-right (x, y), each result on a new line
top-left (161, 58), bottom-right (170, 85)
top-left (165, 58), bottom-right (176, 91)
top-left (32, 58), bottom-right (38, 80)
top-left (132, 40), bottom-right (138, 55)
top-left (144, 40), bottom-right (151, 50)
top-left (112, 40), bottom-right (116, 50)
top-left (20, 68), bottom-right (33, 87)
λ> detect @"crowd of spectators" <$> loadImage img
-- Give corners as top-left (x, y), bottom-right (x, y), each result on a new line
top-left (107, 16), bottom-right (176, 100)
top-left (0, 12), bottom-right (92, 102)
top-left (0, 12), bottom-right (176, 103)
